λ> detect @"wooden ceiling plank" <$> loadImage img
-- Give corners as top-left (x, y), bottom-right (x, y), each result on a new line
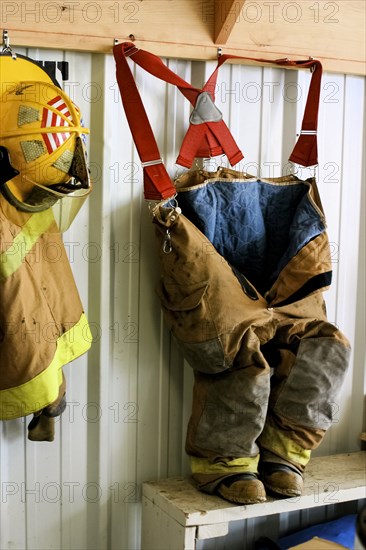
top-left (214, 0), bottom-right (247, 44)
top-left (0, 1), bottom-right (364, 75)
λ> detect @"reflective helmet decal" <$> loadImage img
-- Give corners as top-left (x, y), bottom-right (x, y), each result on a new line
top-left (52, 150), bottom-right (74, 173)
top-left (41, 97), bottom-right (71, 154)
top-left (20, 140), bottom-right (46, 162)
top-left (18, 105), bottom-right (40, 126)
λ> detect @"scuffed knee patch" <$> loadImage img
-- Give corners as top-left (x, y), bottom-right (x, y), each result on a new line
top-left (273, 338), bottom-right (350, 430)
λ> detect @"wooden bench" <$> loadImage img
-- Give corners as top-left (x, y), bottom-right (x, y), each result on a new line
top-left (141, 451), bottom-right (366, 550)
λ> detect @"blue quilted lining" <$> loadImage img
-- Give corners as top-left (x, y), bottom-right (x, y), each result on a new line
top-left (175, 179), bottom-right (325, 293)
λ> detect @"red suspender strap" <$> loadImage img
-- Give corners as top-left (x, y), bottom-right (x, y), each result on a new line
top-left (186, 54), bottom-right (322, 167)
top-left (213, 55), bottom-right (322, 167)
top-left (113, 43), bottom-right (176, 200)
top-left (113, 42), bottom-right (323, 200)
top-left (288, 60), bottom-right (322, 166)
top-left (113, 42), bottom-right (244, 193)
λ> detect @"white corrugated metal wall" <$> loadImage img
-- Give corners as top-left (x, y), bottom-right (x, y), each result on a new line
top-left (0, 47), bottom-right (365, 550)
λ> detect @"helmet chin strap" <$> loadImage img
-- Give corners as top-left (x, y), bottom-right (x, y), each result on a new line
top-left (1, 182), bottom-right (59, 213)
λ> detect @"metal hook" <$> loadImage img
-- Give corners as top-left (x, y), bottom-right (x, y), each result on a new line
top-left (218, 154), bottom-right (227, 168)
top-left (3, 30), bottom-right (9, 49)
top-left (163, 229), bottom-right (172, 254)
top-left (308, 56), bottom-right (317, 73)
top-left (2, 30), bottom-right (17, 59)
top-left (291, 165), bottom-right (299, 176)
top-left (174, 165), bottom-right (186, 180)
top-left (217, 47), bottom-right (223, 58)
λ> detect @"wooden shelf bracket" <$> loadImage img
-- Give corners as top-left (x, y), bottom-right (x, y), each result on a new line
top-left (214, 0), bottom-right (246, 44)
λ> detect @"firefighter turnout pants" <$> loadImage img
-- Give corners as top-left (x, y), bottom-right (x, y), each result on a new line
top-left (153, 169), bottom-right (350, 494)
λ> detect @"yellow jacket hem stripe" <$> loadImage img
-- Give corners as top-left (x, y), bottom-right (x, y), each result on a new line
top-left (0, 313), bottom-right (92, 420)
top-left (190, 455), bottom-right (260, 475)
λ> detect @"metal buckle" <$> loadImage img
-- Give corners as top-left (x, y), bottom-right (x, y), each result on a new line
top-left (123, 44), bottom-right (139, 57)
top-left (141, 158), bottom-right (163, 168)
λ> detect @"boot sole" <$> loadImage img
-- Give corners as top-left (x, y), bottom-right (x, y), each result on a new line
top-left (217, 481), bottom-right (267, 504)
top-left (263, 482), bottom-right (302, 497)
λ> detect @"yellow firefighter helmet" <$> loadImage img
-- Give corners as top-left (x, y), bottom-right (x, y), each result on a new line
top-left (0, 52), bottom-right (91, 231)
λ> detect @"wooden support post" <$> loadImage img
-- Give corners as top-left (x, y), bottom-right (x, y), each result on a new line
top-left (214, 0), bottom-right (246, 45)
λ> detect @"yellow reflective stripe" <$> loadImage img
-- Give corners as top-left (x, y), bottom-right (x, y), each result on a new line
top-left (0, 313), bottom-right (92, 420)
top-left (259, 422), bottom-right (311, 467)
top-left (190, 455), bottom-right (260, 475)
top-left (1, 125), bottom-right (89, 139)
top-left (0, 209), bottom-right (54, 281)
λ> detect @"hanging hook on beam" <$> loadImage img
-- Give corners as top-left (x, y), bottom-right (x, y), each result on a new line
top-left (3, 29), bottom-right (10, 49)
top-left (2, 30), bottom-right (17, 59)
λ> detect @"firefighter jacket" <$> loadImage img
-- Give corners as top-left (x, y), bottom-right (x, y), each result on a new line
top-left (0, 194), bottom-right (91, 422)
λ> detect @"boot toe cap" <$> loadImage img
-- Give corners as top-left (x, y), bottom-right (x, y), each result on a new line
top-left (217, 474), bottom-right (267, 504)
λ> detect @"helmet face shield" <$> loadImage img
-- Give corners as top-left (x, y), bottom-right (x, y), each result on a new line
top-left (51, 188), bottom-right (90, 233)
top-left (0, 53), bottom-right (91, 232)
top-left (2, 178), bottom-right (91, 233)
top-left (0, 179), bottom-right (90, 234)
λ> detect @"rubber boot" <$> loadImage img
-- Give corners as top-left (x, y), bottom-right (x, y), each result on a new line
top-left (217, 473), bottom-right (267, 504)
top-left (28, 413), bottom-right (55, 442)
top-left (260, 462), bottom-right (303, 497)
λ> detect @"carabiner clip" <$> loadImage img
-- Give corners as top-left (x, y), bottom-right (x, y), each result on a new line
top-left (163, 229), bottom-right (172, 254)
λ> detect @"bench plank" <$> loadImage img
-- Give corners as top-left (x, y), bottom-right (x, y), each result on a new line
top-left (142, 452), bottom-right (366, 528)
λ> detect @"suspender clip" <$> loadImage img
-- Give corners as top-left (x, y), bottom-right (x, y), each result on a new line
top-left (141, 158), bottom-right (163, 168)
top-left (123, 44), bottom-right (139, 57)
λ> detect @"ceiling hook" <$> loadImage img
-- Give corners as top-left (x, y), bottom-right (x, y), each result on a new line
top-left (3, 29), bottom-right (9, 49)
top-left (2, 30), bottom-right (17, 59)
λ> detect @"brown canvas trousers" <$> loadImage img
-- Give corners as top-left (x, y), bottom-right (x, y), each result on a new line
top-left (152, 169), bottom-right (350, 494)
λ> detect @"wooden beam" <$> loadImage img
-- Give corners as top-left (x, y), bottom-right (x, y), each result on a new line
top-left (214, 0), bottom-right (246, 44)
top-left (1, 1), bottom-right (365, 75)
